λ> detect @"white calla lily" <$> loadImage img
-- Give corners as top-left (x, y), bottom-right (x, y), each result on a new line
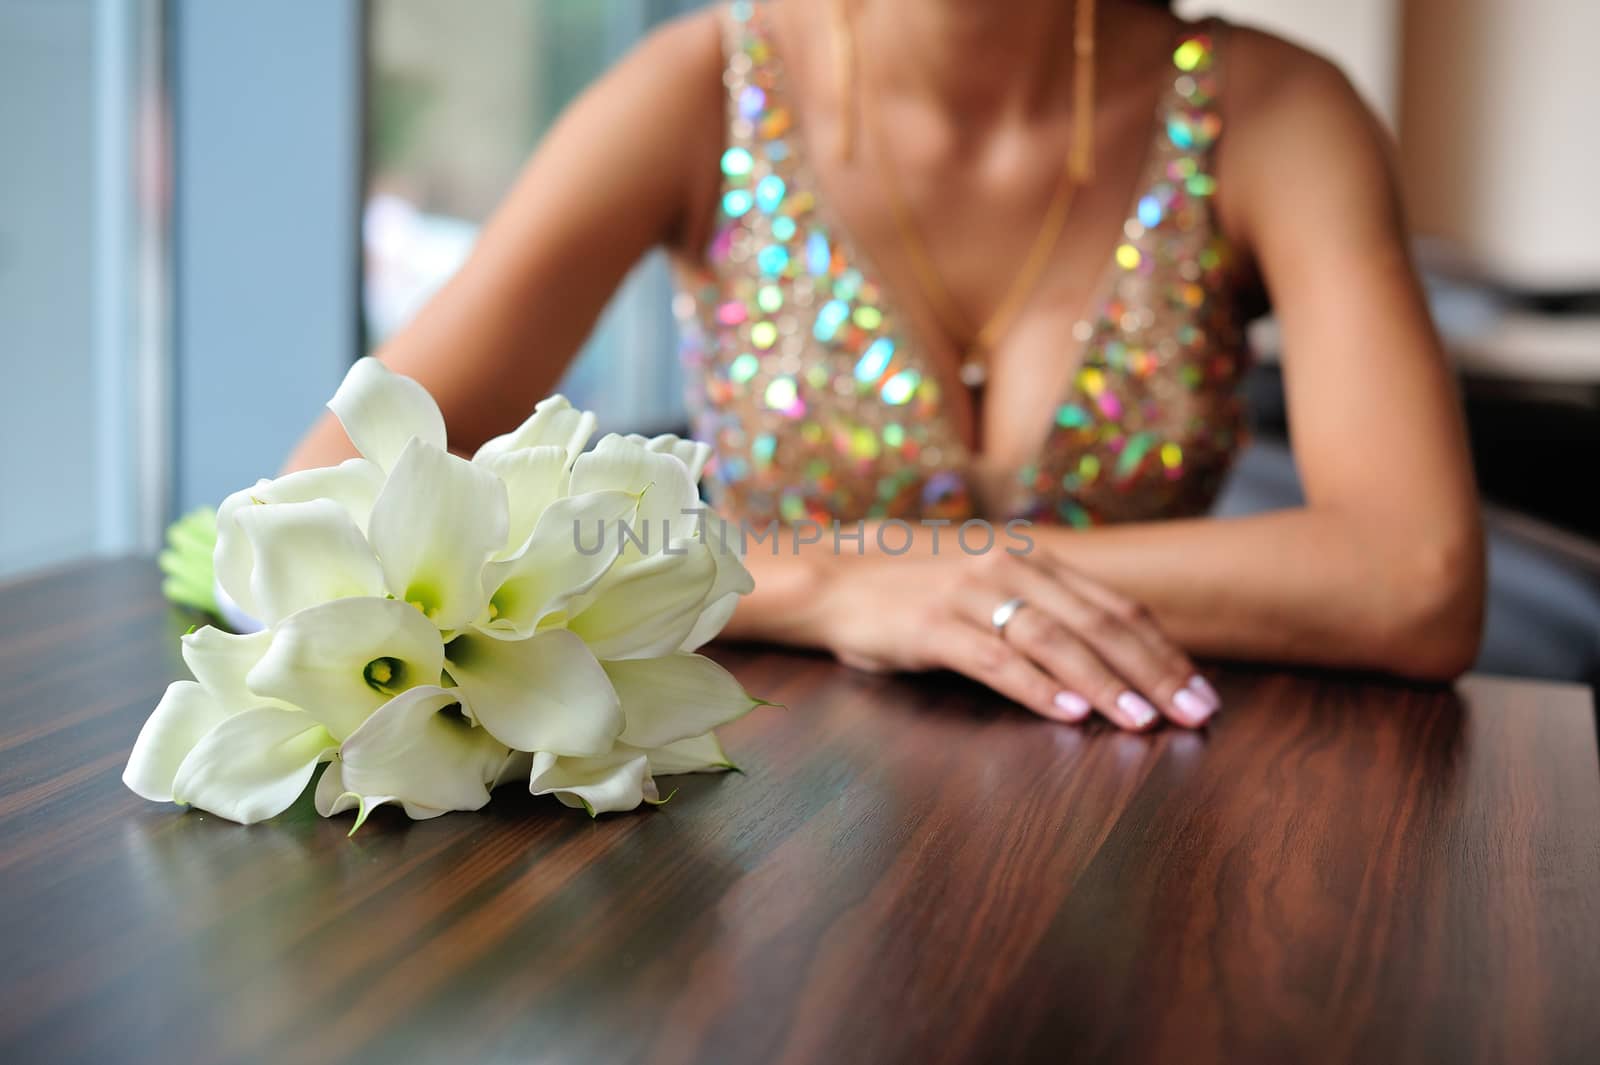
top-left (445, 628), bottom-right (622, 756)
top-left (620, 432), bottom-right (713, 483)
top-left (180, 626), bottom-right (277, 710)
top-left (367, 438), bottom-right (508, 632)
top-left (214, 458), bottom-right (383, 620)
top-left (245, 597), bottom-right (445, 740)
top-left (334, 686), bottom-right (508, 820)
top-left (490, 750), bottom-right (534, 791)
top-left (566, 539), bottom-right (719, 660)
top-left (123, 681), bottom-right (233, 803)
top-left (528, 748), bottom-right (658, 816)
top-left (645, 730), bottom-right (737, 775)
top-left (479, 490), bottom-right (638, 639)
top-left (473, 394), bottom-right (597, 468)
top-left (313, 762), bottom-right (387, 822)
top-left (130, 361), bottom-right (765, 827)
top-left (124, 626), bottom-right (286, 803)
top-left (232, 499), bottom-right (385, 625)
top-left (314, 763), bottom-right (446, 825)
top-left (170, 707), bottom-right (336, 824)
top-left (680, 593), bottom-right (743, 656)
top-left (476, 445), bottom-right (570, 559)
top-left (570, 434), bottom-right (702, 548)
top-left (678, 512), bottom-right (755, 653)
top-left (606, 653), bottom-right (761, 749)
top-left (327, 356), bottom-right (447, 473)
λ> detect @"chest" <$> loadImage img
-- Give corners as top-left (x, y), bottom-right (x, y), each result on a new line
top-left (675, 8), bottom-right (1250, 527)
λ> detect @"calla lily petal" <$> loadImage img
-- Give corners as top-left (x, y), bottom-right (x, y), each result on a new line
top-left (181, 626), bottom-right (276, 710)
top-left (479, 490), bottom-right (637, 638)
top-left (246, 597), bottom-right (445, 740)
top-left (445, 629), bottom-right (623, 756)
top-left (473, 394), bottom-right (597, 467)
top-left (327, 356), bottom-right (447, 472)
top-left (680, 595), bottom-right (740, 654)
top-left (213, 576), bottom-right (264, 635)
top-left (607, 653), bottom-right (759, 748)
top-left (678, 513), bottom-right (755, 653)
top-left (123, 681), bottom-right (232, 803)
top-left (478, 445), bottom-right (570, 559)
top-left (570, 435), bottom-right (701, 548)
top-left (314, 762), bottom-right (401, 832)
top-left (170, 707), bottom-right (336, 824)
top-left (491, 750), bottom-right (534, 790)
top-left (646, 731), bottom-right (736, 776)
top-left (314, 761), bottom-right (358, 817)
top-left (621, 433), bottom-right (712, 483)
top-left (528, 749), bottom-right (657, 815)
top-left (214, 458), bottom-right (383, 618)
top-left (233, 499), bottom-right (385, 625)
top-left (339, 686), bottom-right (508, 815)
top-left (567, 540), bottom-right (718, 660)
top-left (367, 438), bottom-right (508, 632)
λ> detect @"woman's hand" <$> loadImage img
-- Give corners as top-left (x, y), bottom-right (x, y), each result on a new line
top-left (806, 543), bottom-right (1221, 731)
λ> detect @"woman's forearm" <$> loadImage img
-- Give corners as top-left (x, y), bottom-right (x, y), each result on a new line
top-left (723, 504), bottom-right (1484, 681)
top-left (282, 412), bottom-right (360, 474)
top-left (1035, 506), bottom-right (1483, 678)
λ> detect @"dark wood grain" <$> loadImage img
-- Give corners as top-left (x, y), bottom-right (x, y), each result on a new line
top-left (1, 558), bottom-right (1597, 1065)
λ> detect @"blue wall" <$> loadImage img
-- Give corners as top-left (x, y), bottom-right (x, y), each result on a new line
top-left (172, 0), bottom-right (363, 509)
top-left (0, 0), bottom-right (111, 577)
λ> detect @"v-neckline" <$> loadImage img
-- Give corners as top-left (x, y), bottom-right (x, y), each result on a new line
top-left (746, 5), bottom-right (1198, 465)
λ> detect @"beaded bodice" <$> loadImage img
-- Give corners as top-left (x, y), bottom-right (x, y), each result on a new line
top-left (672, 1), bottom-right (1250, 527)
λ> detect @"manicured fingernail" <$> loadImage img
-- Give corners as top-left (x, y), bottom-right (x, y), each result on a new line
top-left (1053, 691), bottom-right (1092, 720)
top-left (1187, 674), bottom-right (1221, 709)
top-left (1116, 691), bottom-right (1158, 728)
top-left (1172, 687), bottom-right (1215, 726)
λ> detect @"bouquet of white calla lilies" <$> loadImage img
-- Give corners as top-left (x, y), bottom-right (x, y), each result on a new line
top-left (124, 357), bottom-right (763, 828)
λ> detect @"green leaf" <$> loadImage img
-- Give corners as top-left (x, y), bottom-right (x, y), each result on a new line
top-left (159, 506), bottom-right (220, 616)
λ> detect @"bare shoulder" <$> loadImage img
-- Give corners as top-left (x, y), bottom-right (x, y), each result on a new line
top-left (541, 5), bottom-right (725, 163)
top-left (630, 4), bottom-right (725, 81)
top-left (606, 4), bottom-right (725, 126)
top-left (575, 5), bottom-right (727, 251)
top-left (1220, 25), bottom-right (1381, 137)
top-left (1213, 24), bottom-right (1401, 249)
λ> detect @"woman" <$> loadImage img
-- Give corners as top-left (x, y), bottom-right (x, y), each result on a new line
top-left (287, 0), bottom-right (1484, 731)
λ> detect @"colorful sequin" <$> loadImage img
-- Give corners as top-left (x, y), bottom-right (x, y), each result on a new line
top-left (672, 4), bottom-right (1249, 526)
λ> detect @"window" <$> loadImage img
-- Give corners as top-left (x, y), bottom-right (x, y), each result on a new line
top-left (364, 0), bottom-right (700, 433)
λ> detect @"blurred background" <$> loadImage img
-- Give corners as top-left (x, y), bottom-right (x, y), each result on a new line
top-left (1, 0), bottom-right (1596, 680)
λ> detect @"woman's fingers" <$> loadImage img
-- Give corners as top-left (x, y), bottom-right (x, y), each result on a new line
top-left (948, 555), bottom-right (1217, 730)
top-left (931, 621), bottom-right (1094, 724)
top-left (1042, 566), bottom-right (1220, 727)
top-left (950, 570), bottom-right (1157, 731)
top-left (996, 605), bottom-right (1163, 731)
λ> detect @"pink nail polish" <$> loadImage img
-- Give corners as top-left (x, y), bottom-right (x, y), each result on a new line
top-left (1173, 687), bottom-right (1215, 726)
top-left (1188, 674), bottom-right (1221, 709)
top-left (1053, 691), bottom-right (1091, 720)
top-left (1116, 691), bottom-right (1158, 728)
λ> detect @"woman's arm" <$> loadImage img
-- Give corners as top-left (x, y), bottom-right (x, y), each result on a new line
top-left (1029, 34), bottom-right (1484, 679)
top-left (284, 10), bottom-right (726, 471)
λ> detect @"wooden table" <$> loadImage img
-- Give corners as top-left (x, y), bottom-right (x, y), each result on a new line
top-left (2, 559), bottom-right (1598, 1065)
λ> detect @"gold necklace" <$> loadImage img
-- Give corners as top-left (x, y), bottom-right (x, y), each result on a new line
top-left (832, 0), bottom-right (1097, 390)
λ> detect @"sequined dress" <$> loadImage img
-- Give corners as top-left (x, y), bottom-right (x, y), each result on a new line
top-left (671, 1), bottom-right (1250, 527)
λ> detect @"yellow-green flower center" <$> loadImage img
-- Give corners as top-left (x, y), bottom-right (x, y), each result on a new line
top-left (363, 656), bottom-right (405, 694)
